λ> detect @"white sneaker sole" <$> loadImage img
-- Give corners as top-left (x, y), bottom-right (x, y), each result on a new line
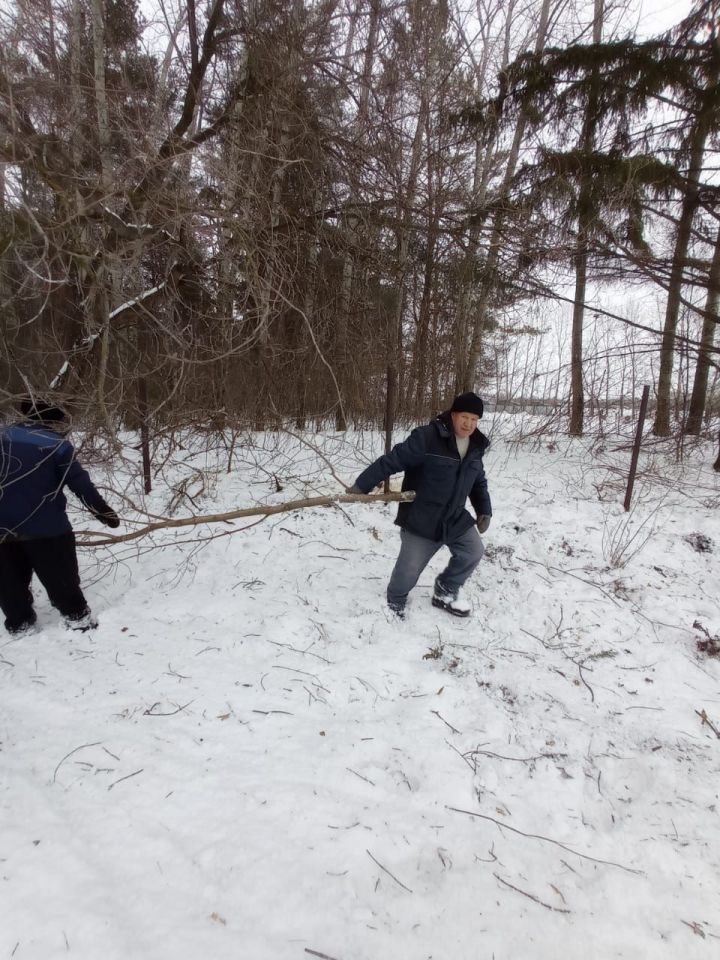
top-left (431, 596), bottom-right (471, 618)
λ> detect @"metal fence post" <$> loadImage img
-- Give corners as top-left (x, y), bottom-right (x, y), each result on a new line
top-left (624, 384), bottom-right (650, 511)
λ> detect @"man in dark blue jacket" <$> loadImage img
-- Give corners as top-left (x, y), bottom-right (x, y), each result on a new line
top-left (0, 398), bottom-right (120, 635)
top-left (348, 392), bottom-right (491, 618)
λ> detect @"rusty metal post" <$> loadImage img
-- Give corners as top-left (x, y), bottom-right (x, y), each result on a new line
top-left (624, 384), bottom-right (650, 511)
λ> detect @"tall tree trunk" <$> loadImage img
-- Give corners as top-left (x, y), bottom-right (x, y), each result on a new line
top-left (389, 91), bottom-right (428, 415)
top-left (357, 0), bottom-right (381, 126)
top-left (685, 222), bottom-right (720, 434)
top-left (653, 109), bottom-right (714, 435)
top-left (90, 0), bottom-right (112, 193)
top-left (296, 241), bottom-right (318, 429)
top-left (69, 0), bottom-right (82, 174)
top-left (90, 0), bottom-right (115, 431)
top-left (414, 229), bottom-right (438, 415)
top-left (567, 0), bottom-right (604, 436)
top-left (0, 167), bottom-right (20, 393)
top-left (413, 106), bottom-right (440, 415)
top-left (569, 240), bottom-right (589, 434)
top-left (460, 0), bottom-right (553, 392)
top-left (335, 0), bottom-right (382, 430)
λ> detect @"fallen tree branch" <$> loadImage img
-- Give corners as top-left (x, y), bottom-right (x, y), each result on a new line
top-left (75, 491), bottom-right (415, 547)
top-left (493, 872), bottom-right (571, 914)
top-left (366, 849), bottom-right (413, 893)
top-left (447, 806), bottom-right (643, 875)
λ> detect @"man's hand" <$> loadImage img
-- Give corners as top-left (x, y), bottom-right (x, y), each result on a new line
top-left (476, 515), bottom-right (491, 533)
top-left (345, 483), bottom-right (363, 494)
top-left (94, 504), bottom-right (120, 528)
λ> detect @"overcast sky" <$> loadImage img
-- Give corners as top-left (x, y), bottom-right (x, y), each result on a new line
top-left (636, 0), bottom-right (694, 37)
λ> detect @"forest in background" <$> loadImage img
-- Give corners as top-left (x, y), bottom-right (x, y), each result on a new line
top-left (0, 0), bottom-right (718, 441)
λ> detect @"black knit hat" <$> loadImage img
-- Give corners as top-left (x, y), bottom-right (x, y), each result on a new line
top-left (450, 392), bottom-right (483, 418)
top-left (19, 396), bottom-right (68, 425)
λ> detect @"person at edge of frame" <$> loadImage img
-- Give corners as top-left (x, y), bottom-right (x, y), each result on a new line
top-left (0, 397), bottom-right (120, 636)
top-left (346, 391), bottom-right (491, 619)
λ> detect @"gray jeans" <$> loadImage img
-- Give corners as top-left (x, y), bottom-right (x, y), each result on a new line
top-left (386, 526), bottom-right (484, 609)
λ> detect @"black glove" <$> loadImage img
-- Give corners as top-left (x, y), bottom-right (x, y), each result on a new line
top-left (94, 502), bottom-right (120, 528)
top-left (345, 483), bottom-right (363, 494)
top-left (476, 515), bottom-right (491, 534)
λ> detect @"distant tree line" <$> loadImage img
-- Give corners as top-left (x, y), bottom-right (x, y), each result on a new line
top-left (0, 0), bottom-right (717, 438)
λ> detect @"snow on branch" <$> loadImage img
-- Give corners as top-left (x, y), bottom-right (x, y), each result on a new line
top-left (109, 283), bottom-right (167, 320)
top-left (48, 282), bottom-right (168, 389)
top-left (49, 360), bottom-right (70, 390)
top-left (100, 206), bottom-right (175, 242)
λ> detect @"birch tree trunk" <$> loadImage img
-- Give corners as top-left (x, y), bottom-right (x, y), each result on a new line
top-left (459, 0), bottom-right (553, 393)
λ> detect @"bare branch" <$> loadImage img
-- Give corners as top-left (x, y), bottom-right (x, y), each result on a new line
top-left (76, 492), bottom-right (415, 547)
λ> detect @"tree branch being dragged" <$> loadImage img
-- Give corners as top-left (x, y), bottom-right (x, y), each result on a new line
top-left (76, 492), bottom-right (415, 548)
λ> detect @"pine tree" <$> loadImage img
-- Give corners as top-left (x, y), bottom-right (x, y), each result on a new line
top-left (475, 0), bottom-right (719, 435)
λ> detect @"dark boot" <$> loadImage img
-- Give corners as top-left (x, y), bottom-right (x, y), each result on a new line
top-left (63, 608), bottom-right (98, 632)
top-left (432, 580), bottom-right (471, 618)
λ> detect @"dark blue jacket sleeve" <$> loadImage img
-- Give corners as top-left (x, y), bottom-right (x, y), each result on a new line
top-left (54, 441), bottom-right (110, 516)
top-left (354, 427), bottom-right (429, 493)
top-left (469, 461), bottom-right (492, 517)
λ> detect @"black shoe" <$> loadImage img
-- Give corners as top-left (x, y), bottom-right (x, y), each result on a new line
top-left (431, 592), bottom-right (471, 618)
top-left (387, 603), bottom-right (406, 620)
top-left (63, 610), bottom-right (98, 632)
top-left (8, 616), bottom-right (38, 637)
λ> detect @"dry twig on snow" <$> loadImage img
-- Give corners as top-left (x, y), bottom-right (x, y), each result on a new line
top-left (494, 872), bottom-right (571, 914)
top-left (447, 806), bottom-right (643, 875)
top-left (52, 741), bottom-right (102, 784)
top-left (695, 709), bottom-right (720, 739)
top-left (366, 849), bottom-right (413, 893)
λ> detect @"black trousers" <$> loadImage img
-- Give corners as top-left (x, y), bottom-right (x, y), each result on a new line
top-left (0, 533), bottom-right (89, 632)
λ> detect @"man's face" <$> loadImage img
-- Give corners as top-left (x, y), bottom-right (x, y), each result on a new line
top-left (451, 411), bottom-right (479, 438)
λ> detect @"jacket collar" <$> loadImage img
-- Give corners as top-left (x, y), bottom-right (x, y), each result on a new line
top-left (20, 421), bottom-right (65, 440)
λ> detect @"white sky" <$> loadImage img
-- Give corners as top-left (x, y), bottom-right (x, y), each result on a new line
top-left (636, 0), bottom-right (695, 37)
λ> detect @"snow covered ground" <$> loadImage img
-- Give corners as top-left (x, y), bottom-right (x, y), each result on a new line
top-left (2, 415), bottom-right (719, 959)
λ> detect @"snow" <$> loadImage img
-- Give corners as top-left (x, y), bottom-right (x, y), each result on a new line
top-left (48, 360), bottom-right (69, 389)
top-left (108, 284), bottom-right (166, 321)
top-left (2, 416), bottom-right (719, 959)
top-left (101, 206), bottom-right (158, 234)
top-left (47, 284), bottom-right (168, 388)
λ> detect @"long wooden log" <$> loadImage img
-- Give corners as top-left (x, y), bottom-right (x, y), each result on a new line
top-left (75, 491), bottom-right (415, 547)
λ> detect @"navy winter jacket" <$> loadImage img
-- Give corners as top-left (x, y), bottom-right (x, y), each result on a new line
top-left (355, 412), bottom-right (492, 543)
top-left (0, 423), bottom-right (110, 540)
